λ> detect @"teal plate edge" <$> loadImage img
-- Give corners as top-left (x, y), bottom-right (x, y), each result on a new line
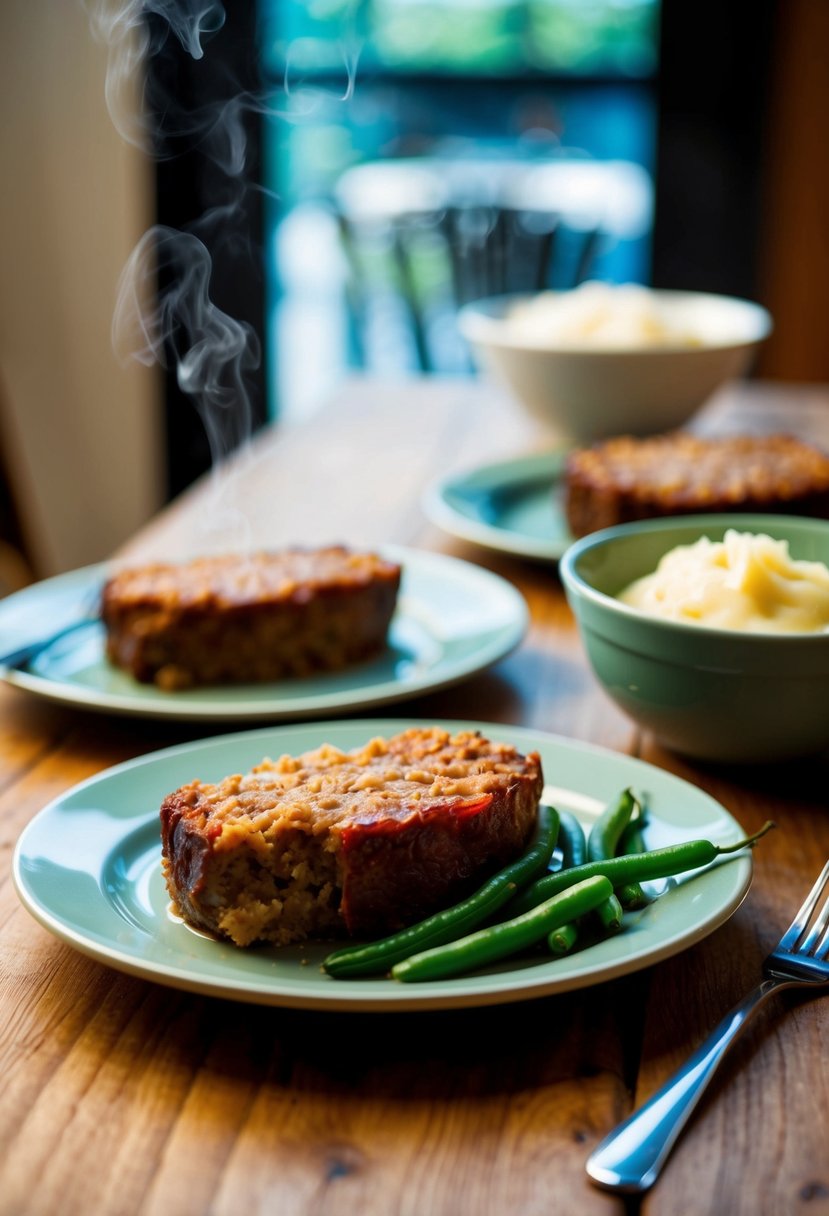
top-left (423, 450), bottom-right (573, 561)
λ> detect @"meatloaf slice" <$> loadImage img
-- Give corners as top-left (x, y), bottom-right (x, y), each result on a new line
top-left (101, 547), bottom-right (401, 690)
top-left (564, 432), bottom-right (829, 538)
top-left (161, 727), bottom-right (544, 947)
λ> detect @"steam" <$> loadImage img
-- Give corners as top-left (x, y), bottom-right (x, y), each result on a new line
top-left (113, 226), bottom-right (259, 464)
top-left (87, 0), bottom-right (361, 546)
top-left (86, 0), bottom-right (359, 162)
top-left (83, 0), bottom-right (264, 550)
top-left (85, 0), bottom-right (226, 150)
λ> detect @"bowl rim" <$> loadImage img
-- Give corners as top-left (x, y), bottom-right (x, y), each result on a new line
top-left (559, 512), bottom-right (829, 644)
top-left (457, 289), bottom-right (774, 356)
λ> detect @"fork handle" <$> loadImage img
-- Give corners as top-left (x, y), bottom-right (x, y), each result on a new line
top-left (586, 976), bottom-right (784, 1193)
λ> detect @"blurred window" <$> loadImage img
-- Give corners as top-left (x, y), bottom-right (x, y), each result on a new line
top-left (257, 0), bottom-right (661, 416)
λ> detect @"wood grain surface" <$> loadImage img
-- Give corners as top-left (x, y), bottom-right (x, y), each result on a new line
top-left (2, 378), bottom-right (828, 1216)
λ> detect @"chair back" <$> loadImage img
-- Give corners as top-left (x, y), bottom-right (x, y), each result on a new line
top-left (334, 200), bottom-right (604, 372)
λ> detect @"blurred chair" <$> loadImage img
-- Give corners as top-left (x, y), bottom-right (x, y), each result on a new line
top-left (332, 156), bottom-right (653, 373)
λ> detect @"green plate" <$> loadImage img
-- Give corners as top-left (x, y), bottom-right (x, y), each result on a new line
top-left (13, 718), bottom-right (753, 1011)
top-left (0, 548), bottom-right (526, 722)
top-left (423, 451), bottom-right (573, 561)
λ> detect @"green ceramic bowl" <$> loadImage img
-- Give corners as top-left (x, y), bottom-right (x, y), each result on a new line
top-left (560, 514), bottom-right (829, 763)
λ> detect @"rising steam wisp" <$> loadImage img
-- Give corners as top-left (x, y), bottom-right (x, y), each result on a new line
top-left (113, 225), bottom-right (260, 546)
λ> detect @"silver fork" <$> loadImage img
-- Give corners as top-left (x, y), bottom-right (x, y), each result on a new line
top-left (586, 859), bottom-right (829, 1194)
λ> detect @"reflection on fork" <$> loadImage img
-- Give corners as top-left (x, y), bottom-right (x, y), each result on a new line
top-left (586, 859), bottom-right (829, 1194)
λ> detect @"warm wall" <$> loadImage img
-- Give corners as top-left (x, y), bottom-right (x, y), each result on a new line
top-left (0, 0), bottom-right (162, 577)
top-left (756, 0), bottom-right (829, 381)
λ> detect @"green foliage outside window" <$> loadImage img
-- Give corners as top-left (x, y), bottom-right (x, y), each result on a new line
top-left (261, 0), bottom-right (659, 80)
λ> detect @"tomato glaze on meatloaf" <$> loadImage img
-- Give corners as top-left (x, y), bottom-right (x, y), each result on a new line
top-left (160, 727), bottom-right (544, 947)
top-left (101, 547), bottom-right (401, 691)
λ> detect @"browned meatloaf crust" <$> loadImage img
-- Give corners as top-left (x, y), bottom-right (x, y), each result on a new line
top-left (564, 432), bottom-right (829, 537)
top-left (101, 547), bottom-right (401, 690)
top-left (160, 727), bottom-right (544, 946)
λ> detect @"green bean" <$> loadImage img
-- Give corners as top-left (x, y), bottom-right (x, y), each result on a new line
top-left (619, 813), bottom-right (648, 856)
top-left (391, 875), bottom-right (614, 983)
top-left (557, 809), bottom-right (587, 869)
top-left (616, 812), bottom-right (651, 910)
top-left (587, 788), bottom-right (639, 861)
top-left (548, 921), bottom-right (579, 956)
top-left (549, 894), bottom-right (622, 960)
top-left (504, 821), bottom-right (775, 918)
top-left (550, 809), bottom-right (587, 954)
top-left (594, 893), bottom-right (624, 935)
top-left (551, 806), bottom-right (626, 958)
top-left (322, 804), bottom-right (560, 978)
top-left (615, 885), bottom-right (649, 910)
top-left (587, 788), bottom-right (647, 911)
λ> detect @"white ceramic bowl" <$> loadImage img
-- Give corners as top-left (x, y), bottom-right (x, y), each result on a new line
top-left (458, 288), bottom-right (772, 444)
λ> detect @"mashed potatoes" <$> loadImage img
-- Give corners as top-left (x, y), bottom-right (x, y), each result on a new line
top-left (506, 282), bottom-right (703, 349)
top-left (619, 530), bottom-right (829, 633)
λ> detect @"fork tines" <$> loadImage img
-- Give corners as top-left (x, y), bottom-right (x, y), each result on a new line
top-left (777, 859), bottom-right (829, 958)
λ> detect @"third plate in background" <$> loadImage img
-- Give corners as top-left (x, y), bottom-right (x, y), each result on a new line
top-left (424, 450), bottom-right (573, 561)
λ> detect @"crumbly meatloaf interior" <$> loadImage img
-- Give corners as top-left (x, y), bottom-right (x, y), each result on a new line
top-left (101, 547), bottom-right (401, 690)
top-left (564, 432), bottom-right (829, 537)
top-left (161, 727), bottom-right (544, 948)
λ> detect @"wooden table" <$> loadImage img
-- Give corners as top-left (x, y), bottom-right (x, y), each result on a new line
top-left (3, 378), bottom-right (829, 1216)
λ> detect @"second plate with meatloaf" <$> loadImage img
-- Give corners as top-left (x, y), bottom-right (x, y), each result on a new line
top-left (424, 450), bottom-right (574, 561)
top-left (0, 547), bottom-right (526, 721)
